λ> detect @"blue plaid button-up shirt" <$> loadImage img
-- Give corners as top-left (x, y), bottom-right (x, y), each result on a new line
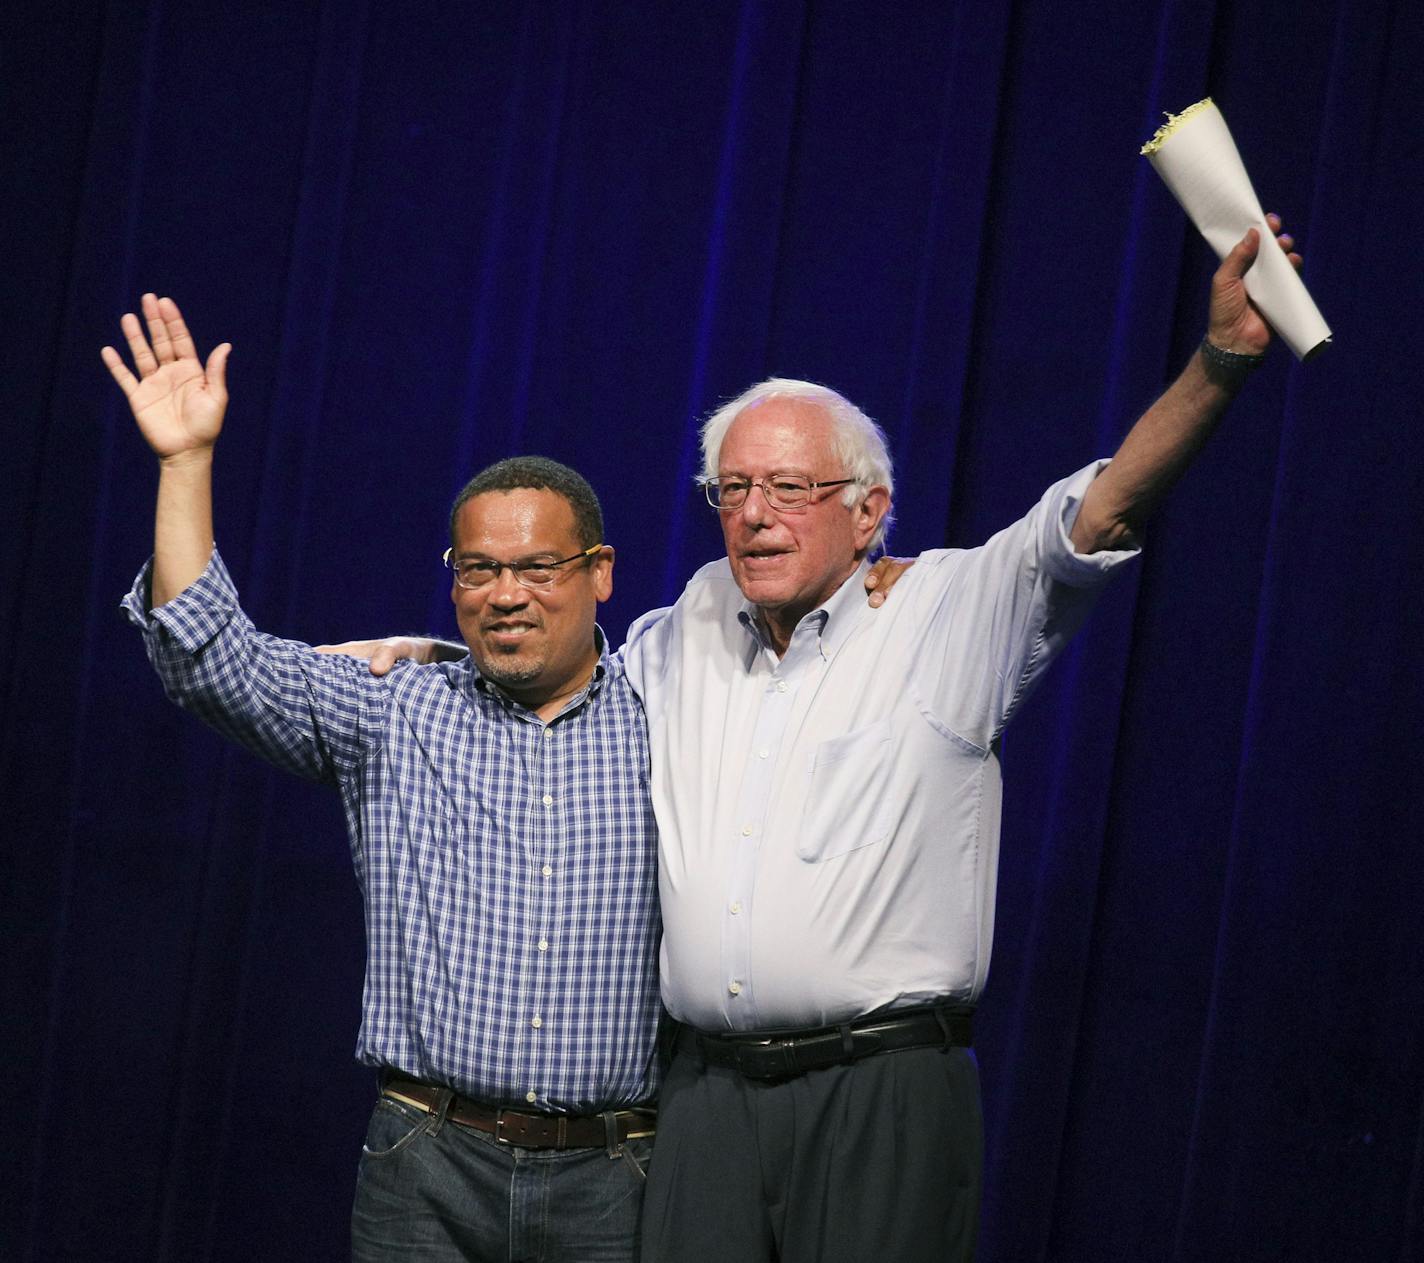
top-left (123, 551), bottom-right (661, 1112)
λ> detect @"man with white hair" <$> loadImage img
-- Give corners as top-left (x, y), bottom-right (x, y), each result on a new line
top-left (624, 375), bottom-right (1014, 1261)
top-left (624, 222), bottom-right (1300, 1261)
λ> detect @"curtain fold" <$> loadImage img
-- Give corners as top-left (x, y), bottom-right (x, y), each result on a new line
top-left (3, 1), bottom-right (1420, 1257)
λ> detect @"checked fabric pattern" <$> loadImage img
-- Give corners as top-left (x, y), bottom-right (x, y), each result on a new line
top-left (122, 550), bottom-right (662, 1112)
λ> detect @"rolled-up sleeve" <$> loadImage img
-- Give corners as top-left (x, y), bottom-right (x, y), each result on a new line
top-left (121, 549), bottom-right (387, 784)
top-left (912, 461), bottom-right (1140, 750)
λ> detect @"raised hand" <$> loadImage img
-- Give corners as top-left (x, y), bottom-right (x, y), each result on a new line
top-left (101, 293), bottom-right (231, 458)
top-left (1207, 213), bottom-right (1304, 356)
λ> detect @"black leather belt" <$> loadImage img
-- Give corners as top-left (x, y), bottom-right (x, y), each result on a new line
top-left (687, 1004), bottom-right (973, 1081)
top-left (380, 1075), bottom-right (656, 1150)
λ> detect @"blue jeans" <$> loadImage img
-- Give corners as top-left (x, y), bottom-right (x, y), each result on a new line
top-left (350, 1095), bottom-right (651, 1262)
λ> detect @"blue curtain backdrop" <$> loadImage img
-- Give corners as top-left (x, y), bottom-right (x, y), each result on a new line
top-left (3, 1), bottom-right (1422, 1259)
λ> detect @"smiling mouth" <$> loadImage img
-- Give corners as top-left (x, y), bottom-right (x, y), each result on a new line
top-left (484, 622), bottom-right (540, 642)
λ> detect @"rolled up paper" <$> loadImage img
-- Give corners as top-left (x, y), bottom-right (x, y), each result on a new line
top-left (1142, 99), bottom-right (1331, 361)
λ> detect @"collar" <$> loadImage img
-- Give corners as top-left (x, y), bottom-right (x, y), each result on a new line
top-left (736, 559), bottom-right (874, 663)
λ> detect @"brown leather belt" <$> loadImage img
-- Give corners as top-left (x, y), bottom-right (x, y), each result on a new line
top-left (687, 1004), bottom-right (973, 1081)
top-left (380, 1076), bottom-right (656, 1150)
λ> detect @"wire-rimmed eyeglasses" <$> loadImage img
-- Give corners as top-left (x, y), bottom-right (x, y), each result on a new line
top-left (443, 544), bottom-right (603, 590)
top-left (703, 474), bottom-right (856, 511)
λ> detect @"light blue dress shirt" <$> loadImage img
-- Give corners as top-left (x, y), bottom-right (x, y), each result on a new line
top-left (625, 462), bottom-right (1138, 1031)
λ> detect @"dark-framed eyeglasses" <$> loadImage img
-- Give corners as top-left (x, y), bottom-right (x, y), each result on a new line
top-left (703, 474), bottom-right (856, 512)
top-left (443, 543), bottom-right (603, 590)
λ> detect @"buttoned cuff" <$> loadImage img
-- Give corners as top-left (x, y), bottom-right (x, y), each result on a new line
top-left (1044, 459), bottom-right (1141, 587)
top-left (120, 548), bottom-right (239, 652)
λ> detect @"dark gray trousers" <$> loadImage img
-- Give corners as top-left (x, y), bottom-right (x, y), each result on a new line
top-left (640, 1037), bottom-right (982, 1262)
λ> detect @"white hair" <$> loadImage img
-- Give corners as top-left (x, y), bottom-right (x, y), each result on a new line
top-left (698, 378), bottom-right (896, 551)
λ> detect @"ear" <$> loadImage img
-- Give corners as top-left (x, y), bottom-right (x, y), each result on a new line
top-left (446, 546), bottom-right (462, 604)
top-left (590, 546), bottom-right (615, 603)
top-left (852, 486), bottom-right (891, 553)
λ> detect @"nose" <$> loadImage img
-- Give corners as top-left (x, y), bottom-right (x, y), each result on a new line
top-left (487, 565), bottom-right (530, 606)
top-left (738, 482), bottom-right (774, 528)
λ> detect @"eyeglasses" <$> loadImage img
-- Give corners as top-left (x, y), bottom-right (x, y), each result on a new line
top-left (703, 474), bottom-right (856, 511)
top-left (443, 543), bottom-right (603, 590)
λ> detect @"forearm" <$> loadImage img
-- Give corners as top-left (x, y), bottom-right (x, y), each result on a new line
top-left (152, 448), bottom-right (216, 607)
top-left (1070, 217), bottom-right (1303, 554)
top-left (1070, 346), bottom-right (1240, 553)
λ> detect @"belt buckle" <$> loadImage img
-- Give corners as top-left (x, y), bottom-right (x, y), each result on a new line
top-left (493, 1109), bottom-right (517, 1145)
top-left (735, 1036), bottom-right (788, 1079)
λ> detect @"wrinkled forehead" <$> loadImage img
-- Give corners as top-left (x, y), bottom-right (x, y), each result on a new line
top-left (719, 398), bottom-right (837, 475)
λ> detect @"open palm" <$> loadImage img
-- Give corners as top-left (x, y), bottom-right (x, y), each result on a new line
top-left (101, 293), bottom-right (230, 458)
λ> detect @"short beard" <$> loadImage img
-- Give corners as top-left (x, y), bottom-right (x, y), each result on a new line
top-left (475, 653), bottom-right (545, 690)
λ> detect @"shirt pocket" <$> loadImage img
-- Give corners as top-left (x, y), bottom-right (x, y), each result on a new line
top-left (797, 717), bottom-right (894, 862)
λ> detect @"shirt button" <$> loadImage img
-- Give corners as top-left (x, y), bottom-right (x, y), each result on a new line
top-left (729, 901), bottom-right (742, 915)
top-left (541, 793), bottom-right (553, 806)
top-left (531, 1016), bottom-right (543, 1028)
top-left (542, 727), bottom-right (554, 739)
top-left (541, 864), bottom-right (553, 877)
top-left (526, 1090), bottom-right (538, 1103)
top-left (776, 680), bottom-right (788, 693)
top-left (537, 938), bottom-right (549, 951)
top-left (758, 748), bottom-right (770, 759)
top-left (740, 824), bottom-right (753, 837)
top-left (728, 980), bottom-right (743, 996)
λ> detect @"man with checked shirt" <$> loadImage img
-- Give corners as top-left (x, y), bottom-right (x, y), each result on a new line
top-left (105, 293), bottom-right (660, 1261)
